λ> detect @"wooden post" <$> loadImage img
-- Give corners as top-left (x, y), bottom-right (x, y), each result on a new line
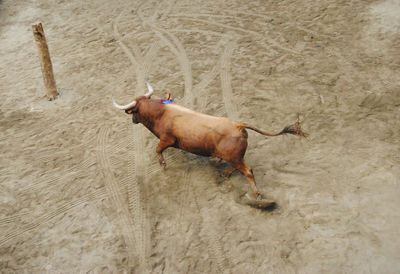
top-left (32, 23), bottom-right (58, 101)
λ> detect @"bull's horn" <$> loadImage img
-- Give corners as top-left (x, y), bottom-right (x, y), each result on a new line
top-left (112, 97), bottom-right (137, 110)
top-left (144, 79), bottom-right (154, 98)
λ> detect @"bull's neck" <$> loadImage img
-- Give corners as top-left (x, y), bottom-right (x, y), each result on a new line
top-left (139, 115), bottom-right (155, 132)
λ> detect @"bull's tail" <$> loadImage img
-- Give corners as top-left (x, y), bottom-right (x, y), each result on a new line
top-left (239, 118), bottom-right (308, 137)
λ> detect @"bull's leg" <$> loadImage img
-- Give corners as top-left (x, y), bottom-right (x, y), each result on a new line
top-left (156, 138), bottom-right (175, 169)
top-left (231, 159), bottom-right (261, 199)
top-left (215, 157), bottom-right (223, 163)
top-left (221, 167), bottom-right (236, 178)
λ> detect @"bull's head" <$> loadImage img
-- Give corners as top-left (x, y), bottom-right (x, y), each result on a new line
top-left (112, 80), bottom-right (154, 124)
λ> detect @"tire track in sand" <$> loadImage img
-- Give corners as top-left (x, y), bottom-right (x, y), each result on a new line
top-left (96, 126), bottom-right (138, 268)
top-left (186, 37), bottom-right (241, 272)
top-left (139, 4), bottom-right (229, 271)
top-left (188, 171), bottom-right (229, 274)
top-left (136, 3), bottom-right (222, 269)
top-left (113, 14), bottom-right (145, 92)
top-left (149, 0), bottom-right (176, 22)
top-left (220, 38), bottom-right (238, 120)
top-left (141, 6), bottom-right (219, 175)
top-left (172, 16), bottom-right (261, 37)
top-left (193, 38), bottom-right (227, 110)
top-left (19, 154), bottom-right (96, 195)
top-left (0, 147), bottom-right (100, 244)
top-left (136, 4), bottom-right (194, 166)
top-left (127, 126), bottom-right (150, 272)
top-left (143, 41), bottom-right (161, 78)
top-left (0, 188), bottom-right (107, 247)
top-left (170, 12), bottom-right (300, 55)
top-left (173, 36), bottom-right (230, 272)
top-left (141, 19), bottom-right (194, 105)
top-left (0, 212), bottom-right (30, 226)
top-left (113, 12), bottom-right (157, 271)
top-left (175, 39), bottom-right (225, 227)
top-left (142, 4), bottom-right (233, 268)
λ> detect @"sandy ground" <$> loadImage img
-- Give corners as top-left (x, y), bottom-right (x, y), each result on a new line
top-left (1, 0), bottom-right (400, 273)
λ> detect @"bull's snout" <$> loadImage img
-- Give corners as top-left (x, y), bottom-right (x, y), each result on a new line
top-left (131, 114), bottom-right (139, 124)
top-left (124, 109), bottom-right (139, 124)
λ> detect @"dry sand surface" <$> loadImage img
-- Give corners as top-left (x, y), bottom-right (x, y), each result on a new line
top-left (1, 0), bottom-right (400, 273)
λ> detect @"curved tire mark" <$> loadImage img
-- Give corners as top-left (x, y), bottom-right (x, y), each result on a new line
top-left (127, 126), bottom-right (149, 271)
top-left (137, 4), bottom-right (232, 272)
top-left (113, 15), bottom-right (145, 92)
top-left (145, 22), bottom-right (193, 105)
top-left (171, 13), bottom-right (300, 55)
top-left (220, 39), bottom-right (238, 120)
top-left (143, 41), bottom-right (161, 76)
top-left (169, 28), bottom-right (225, 37)
top-left (201, 209), bottom-right (229, 273)
top-left (96, 126), bottom-right (138, 268)
top-left (150, 0), bottom-right (176, 22)
top-left (174, 16), bottom-right (262, 38)
top-left (192, 38), bottom-right (227, 110)
top-left (137, 4), bottom-right (194, 167)
top-left (113, 11), bottom-right (154, 271)
top-left (19, 143), bottom-right (97, 194)
top-left (175, 37), bottom-right (231, 272)
top-left (0, 211), bottom-right (30, 226)
top-left (0, 188), bottom-right (106, 247)
top-left (176, 48), bottom-right (223, 228)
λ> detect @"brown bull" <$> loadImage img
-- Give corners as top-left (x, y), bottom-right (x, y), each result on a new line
top-left (113, 81), bottom-right (307, 201)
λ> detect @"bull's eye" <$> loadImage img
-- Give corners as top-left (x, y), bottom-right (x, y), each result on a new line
top-left (125, 108), bottom-right (137, 114)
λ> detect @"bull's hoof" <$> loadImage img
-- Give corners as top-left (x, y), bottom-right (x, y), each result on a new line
top-left (159, 161), bottom-right (166, 170)
top-left (241, 193), bottom-right (276, 210)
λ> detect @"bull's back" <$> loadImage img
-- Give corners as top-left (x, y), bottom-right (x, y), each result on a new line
top-left (165, 104), bottom-right (243, 156)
